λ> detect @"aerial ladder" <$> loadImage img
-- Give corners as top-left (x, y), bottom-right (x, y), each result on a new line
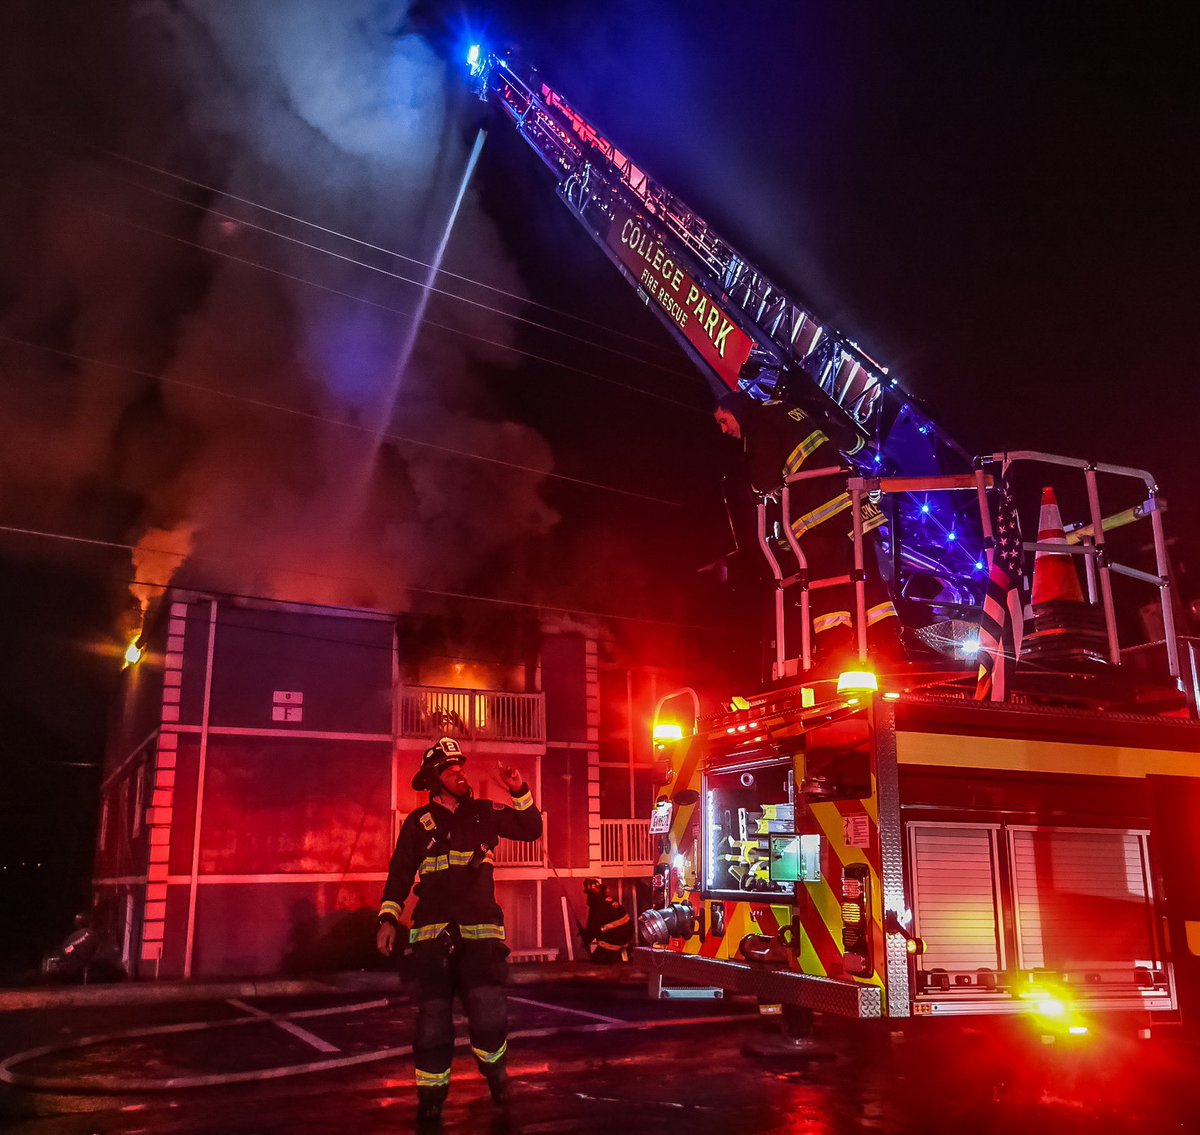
top-left (466, 47), bottom-right (1186, 697)
top-left (466, 50), bottom-right (986, 658)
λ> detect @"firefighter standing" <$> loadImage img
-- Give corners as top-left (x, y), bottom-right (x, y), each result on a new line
top-left (576, 878), bottom-right (633, 963)
top-left (376, 737), bottom-right (542, 1124)
top-left (714, 389), bottom-right (901, 670)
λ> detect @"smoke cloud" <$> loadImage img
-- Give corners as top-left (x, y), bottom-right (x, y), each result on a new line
top-left (0, 0), bottom-right (557, 630)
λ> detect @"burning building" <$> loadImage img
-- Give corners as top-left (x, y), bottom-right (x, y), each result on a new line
top-left (94, 593), bottom-right (681, 978)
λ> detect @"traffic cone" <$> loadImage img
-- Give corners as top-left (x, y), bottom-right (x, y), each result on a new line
top-left (1023, 486), bottom-right (1109, 665)
top-left (1030, 487), bottom-right (1084, 607)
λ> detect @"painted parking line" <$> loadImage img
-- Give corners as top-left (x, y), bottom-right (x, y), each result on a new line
top-left (0, 997), bottom-right (391, 1092)
top-left (226, 999), bottom-right (340, 1054)
top-left (508, 995), bottom-right (623, 1025)
top-left (575, 1091), bottom-right (713, 1111)
top-left (286, 999), bottom-right (389, 1020)
top-left (0, 997), bottom-right (745, 1094)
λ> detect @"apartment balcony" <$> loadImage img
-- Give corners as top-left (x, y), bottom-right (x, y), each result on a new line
top-left (599, 819), bottom-right (655, 867)
top-left (396, 685), bottom-right (545, 750)
top-left (495, 817), bottom-right (547, 869)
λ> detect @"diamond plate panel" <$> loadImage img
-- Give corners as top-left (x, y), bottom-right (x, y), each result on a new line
top-left (638, 949), bottom-right (882, 1018)
top-left (875, 699), bottom-right (911, 1016)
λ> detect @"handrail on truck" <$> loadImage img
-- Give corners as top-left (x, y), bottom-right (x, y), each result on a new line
top-left (755, 451), bottom-right (1185, 712)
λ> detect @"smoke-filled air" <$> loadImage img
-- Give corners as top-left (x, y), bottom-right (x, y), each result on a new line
top-left (0, 0), bottom-right (559, 638)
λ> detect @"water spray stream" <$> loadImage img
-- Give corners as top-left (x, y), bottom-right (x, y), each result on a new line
top-left (344, 129), bottom-right (489, 516)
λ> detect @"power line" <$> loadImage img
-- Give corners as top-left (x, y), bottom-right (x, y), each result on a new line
top-left (0, 333), bottom-right (684, 508)
top-left (0, 523), bottom-right (722, 633)
top-left (0, 130), bottom-right (701, 388)
top-left (81, 199), bottom-right (704, 414)
top-left (0, 115), bottom-right (693, 367)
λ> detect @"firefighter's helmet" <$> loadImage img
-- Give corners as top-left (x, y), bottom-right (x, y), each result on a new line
top-left (583, 877), bottom-right (606, 897)
top-left (412, 736), bottom-right (466, 790)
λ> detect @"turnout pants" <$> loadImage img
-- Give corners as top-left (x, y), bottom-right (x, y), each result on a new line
top-left (588, 942), bottom-right (628, 964)
top-left (411, 930), bottom-right (510, 1106)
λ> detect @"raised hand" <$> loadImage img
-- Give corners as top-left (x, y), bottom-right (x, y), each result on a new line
top-left (497, 763), bottom-right (524, 794)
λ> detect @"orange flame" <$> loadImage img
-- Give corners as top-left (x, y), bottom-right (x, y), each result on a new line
top-left (130, 523), bottom-right (196, 622)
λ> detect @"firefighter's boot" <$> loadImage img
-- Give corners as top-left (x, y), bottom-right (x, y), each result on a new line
top-left (484, 1070), bottom-right (508, 1103)
top-left (484, 1055), bottom-right (508, 1103)
top-left (810, 622), bottom-right (855, 680)
top-left (416, 1085), bottom-right (447, 1124)
top-left (866, 607), bottom-right (907, 671)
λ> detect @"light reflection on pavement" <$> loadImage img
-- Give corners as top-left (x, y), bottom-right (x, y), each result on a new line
top-left (0, 980), bottom-right (1195, 1134)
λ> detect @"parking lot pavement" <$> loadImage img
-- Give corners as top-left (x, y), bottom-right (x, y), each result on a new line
top-left (3, 973), bottom-right (1199, 1135)
top-left (0, 976), bottom-right (753, 1089)
top-left (0, 973), bottom-right (767, 1134)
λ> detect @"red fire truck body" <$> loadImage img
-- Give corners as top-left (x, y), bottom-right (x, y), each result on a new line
top-left (644, 687), bottom-right (1200, 1025)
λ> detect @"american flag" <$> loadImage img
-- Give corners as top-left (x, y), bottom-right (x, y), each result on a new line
top-left (975, 473), bottom-right (1025, 701)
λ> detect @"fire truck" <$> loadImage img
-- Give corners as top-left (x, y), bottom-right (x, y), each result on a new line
top-left (467, 46), bottom-right (1200, 1032)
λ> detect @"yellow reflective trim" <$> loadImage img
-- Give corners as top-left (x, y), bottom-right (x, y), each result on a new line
top-left (472, 1040), bottom-right (507, 1064)
top-left (594, 940), bottom-right (625, 952)
top-left (378, 900), bottom-right (402, 921)
top-left (784, 429), bottom-right (828, 473)
top-left (813, 611), bottom-right (852, 633)
top-left (866, 601), bottom-right (899, 625)
top-left (415, 1068), bottom-right (451, 1088)
top-left (600, 915), bottom-right (631, 933)
top-left (459, 923), bottom-right (506, 940)
top-left (410, 922), bottom-right (450, 943)
top-left (861, 508), bottom-right (886, 534)
top-left (446, 849), bottom-right (494, 867)
top-left (421, 850), bottom-right (496, 873)
top-left (791, 492), bottom-right (851, 537)
top-left (510, 790), bottom-right (533, 812)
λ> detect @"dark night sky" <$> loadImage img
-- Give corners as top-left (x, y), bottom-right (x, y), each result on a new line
top-left (455, 2), bottom-right (1198, 494)
top-left (0, 2), bottom-right (1197, 963)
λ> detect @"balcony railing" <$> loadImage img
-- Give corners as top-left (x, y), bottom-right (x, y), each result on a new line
top-left (396, 685), bottom-right (545, 744)
top-left (600, 819), bottom-right (655, 866)
top-left (495, 815), bottom-right (546, 868)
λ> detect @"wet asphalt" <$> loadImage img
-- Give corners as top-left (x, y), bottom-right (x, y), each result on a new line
top-left (1, 970), bottom-right (1196, 1134)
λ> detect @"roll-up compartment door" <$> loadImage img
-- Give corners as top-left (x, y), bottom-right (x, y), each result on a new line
top-left (909, 823), bottom-right (1003, 974)
top-left (1008, 827), bottom-right (1159, 975)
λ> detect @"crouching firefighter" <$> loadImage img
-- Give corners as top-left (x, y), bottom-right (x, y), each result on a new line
top-left (376, 737), bottom-right (542, 1124)
top-left (577, 878), bottom-right (633, 963)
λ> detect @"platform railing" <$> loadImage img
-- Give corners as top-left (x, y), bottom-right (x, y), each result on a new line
top-left (760, 451), bottom-right (1177, 690)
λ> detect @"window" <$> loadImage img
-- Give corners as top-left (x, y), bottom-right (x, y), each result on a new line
top-left (704, 759), bottom-right (795, 897)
